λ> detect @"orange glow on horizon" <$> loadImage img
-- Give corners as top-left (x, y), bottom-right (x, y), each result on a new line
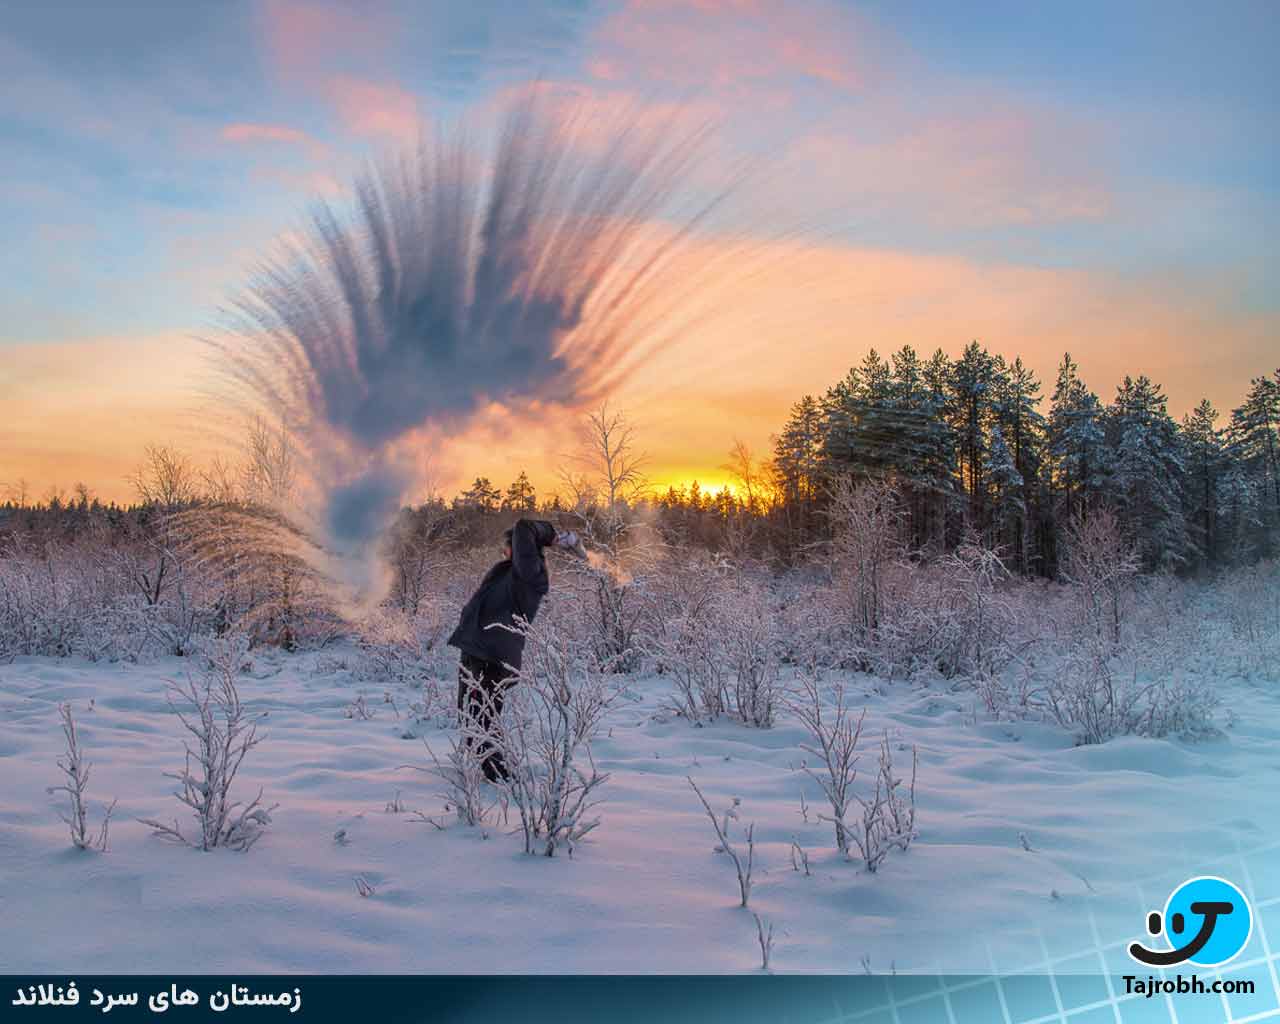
top-left (2, 238), bottom-right (1275, 508)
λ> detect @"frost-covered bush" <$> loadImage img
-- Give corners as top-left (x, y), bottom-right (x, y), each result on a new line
top-left (772, 569), bottom-right (843, 668)
top-left (0, 535), bottom-right (177, 662)
top-left (1059, 508), bottom-right (1141, 648)
top-left (1218, 559), bottom-right (1280, 680)
top-left (640, 554), bottom-right (731, 723)
top-left (824, 477), bottom-right (908, 658)
top-left (793, 671), bottom-right (918, 869)
top-left (718, 579), bottom-right (783, 728)
top-left (930, 536), bottom-right (1020, 679)
top-left (547, 512), bottom-right (660, 673)
top-left (414, 727), bottom-right (499, 828)
top-left (354, 598), bottom-right (458, 694)
top-left (139, 636), bottom-right (277, 851)
top-left (495, 617), bottom-right (616, 857)
top-left (793, 670), bottom-right (865, 857)
top-left (641, 557), bottom-right (784, 727)
top-left (851, 734), bottom-right (918, 873)
top-left (49, 702), bottom-right (116, 851)
top-left (171, 504), bottom-right (341, 651)
top-left (1011, 518), bottom-right (1219, 743)
top-left (0, 504), bottom-right (343, 663)
top-left (1038, 636), bottom-right (1219, 744)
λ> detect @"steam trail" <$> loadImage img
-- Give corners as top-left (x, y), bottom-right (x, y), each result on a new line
top-left (204, 92), bottom-right (742, 609)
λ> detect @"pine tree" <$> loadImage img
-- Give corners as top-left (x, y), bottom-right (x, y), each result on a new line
top-left (984, 423), bottom-right (1024, 560)
top-left (991, 356), bottom-right (1046, 572)
top-left (817, 347), bottom-right (958, 551)
top-left (1181, 400), bottom-right (1227, 569)
top-left (457, 477), bottom-right (500, 513)
top-left (948, 341), bottom-right (997, 531)
top-left (820, 351), bottom-right (893, 477)
top-left (1048, 353), bottom-right (1108, 537)
top-left (1228, 372), bottom-right (1280, 553)
top-left (502, 471), bottom-right (537, 512)
top-left (772, 395), bottom-right (825, 554)
top-left (891, 346), bottom-right (958, 550)
top-left (1106, 375), bottom-right (1190, 570)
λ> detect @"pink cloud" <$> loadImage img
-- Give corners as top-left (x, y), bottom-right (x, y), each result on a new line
top-left (591, 0), bottom-right (878, 97)
top-left (256, 1), bottom-right (420, 143)
top-left (222, 122), bottom-right (309, 145)
top-left (258, 0), bottom-right (393, 83)
top-left (324, 76), bottom-right (422, 141)
top-left (220, 121), bottom-right (332, 163)
top-left (784, 100), bottom-right (1112, 228)
top-left (573, 0), bottom-right (1109, 230)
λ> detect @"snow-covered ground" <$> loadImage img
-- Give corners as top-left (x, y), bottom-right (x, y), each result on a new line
top-left (3, 648), bottom-right (1279, 975)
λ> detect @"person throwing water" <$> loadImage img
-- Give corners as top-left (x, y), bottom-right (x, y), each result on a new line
top-left (446, 518), bottom-right (583, 781)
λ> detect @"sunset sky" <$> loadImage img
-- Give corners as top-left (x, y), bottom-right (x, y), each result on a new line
top-left (2, 0), bottom-right (1276, 506)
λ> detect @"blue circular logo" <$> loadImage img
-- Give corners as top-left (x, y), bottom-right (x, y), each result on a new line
top-left (1163, 876), bottom-right (1253, 966)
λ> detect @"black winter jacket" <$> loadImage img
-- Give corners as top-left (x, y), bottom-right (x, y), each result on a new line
top-left (446, 518), bottom-right (557, 672)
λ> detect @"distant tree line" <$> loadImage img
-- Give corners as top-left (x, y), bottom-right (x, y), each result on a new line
top-left (3, 349), bottom-right (1277, 580)
top-left (750, 345), bottom-right (1278, 573)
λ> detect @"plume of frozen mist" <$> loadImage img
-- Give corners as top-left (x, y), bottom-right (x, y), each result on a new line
top-left (200, 92), bottom-right (766, 614)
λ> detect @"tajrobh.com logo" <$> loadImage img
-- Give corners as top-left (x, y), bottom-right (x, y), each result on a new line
top-left (1129, 876), bottom-right (1253, 967)
top-left (1123, 876), bottom-right (1257, 1001)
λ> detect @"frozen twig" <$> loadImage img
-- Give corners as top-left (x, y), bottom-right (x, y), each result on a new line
top-left (752, 912), bottom-right (776, 971)
top-left (790, 839), bottom-right (811, 876)
top-left (49, 703), bottom-right (116, 851)
top-left (688, 776), bottom-right (754, 907)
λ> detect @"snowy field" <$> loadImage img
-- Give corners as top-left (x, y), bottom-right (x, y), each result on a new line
top-left (4, 646), bottom-right (1279, 976)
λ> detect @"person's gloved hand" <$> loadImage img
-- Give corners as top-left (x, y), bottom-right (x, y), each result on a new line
top-left (554, 529), bottom-right (581, 550)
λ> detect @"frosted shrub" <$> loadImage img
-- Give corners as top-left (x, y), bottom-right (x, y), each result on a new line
top-left (355, 599), bottom-right (457, 691)
top-left (49, 703), bottom-right (116, 851)
top-left (773, 570), bottom-right (841, 668)
top-left (934, 536), bottom-right (1018, 678)
top-left (552, 514), bottom-right (655, 673)
top-left (824, 477), bottom-right (908, 665)
top-left (1040, 639), bottom-right (1218, 744)
top-left (1060, 508), bottom-right (1140, 648)
top-left (719, 579), bottom-right (783, 728)
top-left (974, 659), bottom-right (1039, 721)
top-left (851, 734), bottom-right (918, 873)
top-left (412, 714), bottom-right (498, 828)
top-left (844, 542), bottom-right (1003, 681)
top-left (169, 500), bottom-right (353, 651)
top-left (139, 636), bottom-right (276, 851)
top-left (792, 670), bottom-right (865, 857)
top-left (0, 536), bottom-right (173, 662)
top-left (496, 617), bottom-right (615, 857)
top-left (641, 556), bottom-right (730, 723)
top-left (792, 672), bottom-right (919, 869)
top-left (1032, 514), bottom-right (1222, 743)
top-left (851, 563), bottom-right (946, 681)
top-left (1220, 559), bottom-right (1280, 679)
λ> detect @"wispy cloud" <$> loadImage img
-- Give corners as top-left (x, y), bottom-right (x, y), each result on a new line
top-left (785, 103), bottom-right (1112, 229)
top-left (324, 76), bottom-right (423, 141)
top-left (257, 0), bottom-right (396, 84)
top-left (592, 0), bottom-right (881, 96)
top-left (220, 121), bottom-right (332, 162)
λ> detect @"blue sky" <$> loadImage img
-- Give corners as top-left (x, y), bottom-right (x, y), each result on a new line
top-left (2, 0), bottom-right (1276, 499)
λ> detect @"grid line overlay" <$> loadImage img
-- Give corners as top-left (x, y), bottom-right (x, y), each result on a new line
top-left (813, 838), bottom-right (1280, 1024)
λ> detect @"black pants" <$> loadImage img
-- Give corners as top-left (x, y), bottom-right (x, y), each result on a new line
top-left (457, 654), bottom-right (513, 782)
